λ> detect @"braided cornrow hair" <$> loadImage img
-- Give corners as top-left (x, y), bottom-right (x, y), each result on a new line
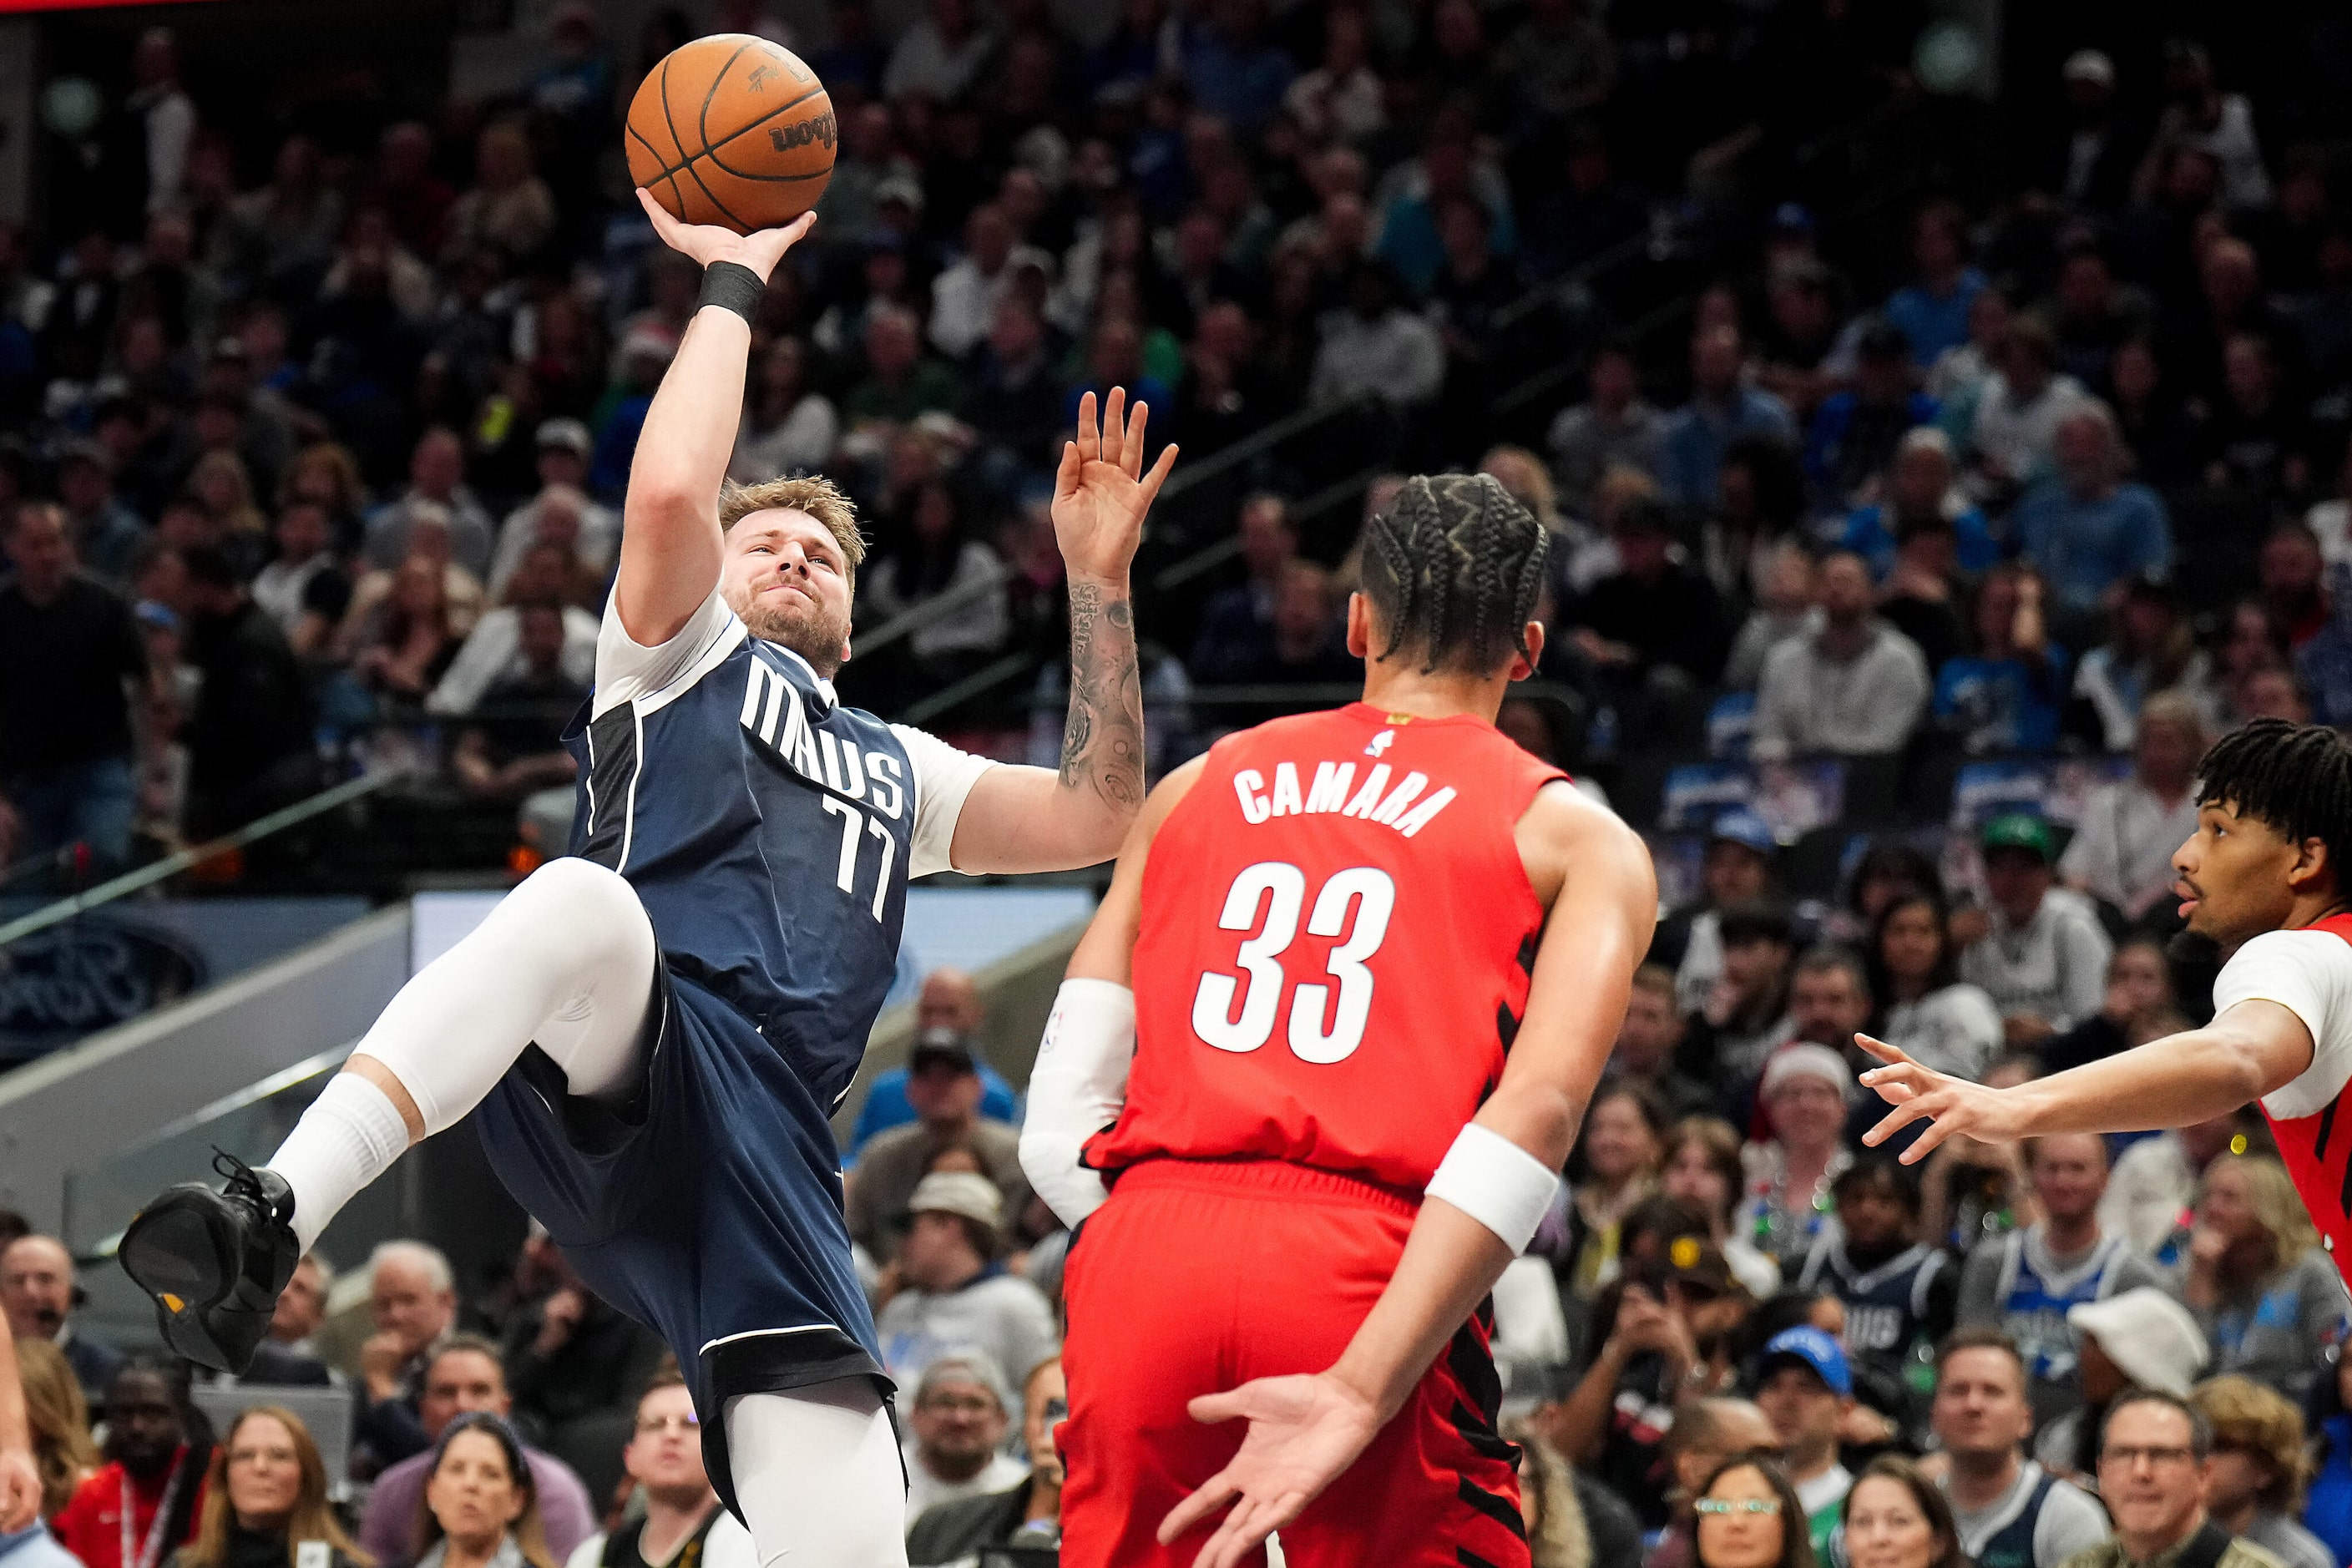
top-left (1362, 472), bottom-right (1550, 675)
top-left (2196, 718), bottom-right (2352, 888)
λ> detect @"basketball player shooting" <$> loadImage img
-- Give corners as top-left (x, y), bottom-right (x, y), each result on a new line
top-left (1856, 720), bottom-right (2352, 1287)
top-left (117, 195), bottom-right (1174, 1564)
top-left (1019, 474), bottom-right (1658, 1568)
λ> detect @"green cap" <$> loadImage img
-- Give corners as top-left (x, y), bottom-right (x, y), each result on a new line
top-left (1980, 812), bottom-right (2055, 862)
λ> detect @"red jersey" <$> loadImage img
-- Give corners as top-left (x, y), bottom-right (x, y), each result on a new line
top-left (2227, 910), bottom-right (2352, 1277)
top-left (1085, 701), bottom-right (1565, 1195)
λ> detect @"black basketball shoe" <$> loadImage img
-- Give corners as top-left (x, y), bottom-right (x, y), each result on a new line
top-left (119, 1152), bottom-right (301, 1374)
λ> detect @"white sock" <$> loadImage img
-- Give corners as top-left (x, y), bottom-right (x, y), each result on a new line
top-left (266, 1072), bottom-right (412, 1252)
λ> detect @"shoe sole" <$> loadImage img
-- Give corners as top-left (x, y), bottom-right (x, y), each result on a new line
top-left (119, 1190), bottom-right (241, 1372)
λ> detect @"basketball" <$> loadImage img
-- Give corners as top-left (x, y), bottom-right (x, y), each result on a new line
top-left (625, 34), bottom-right (836, 234)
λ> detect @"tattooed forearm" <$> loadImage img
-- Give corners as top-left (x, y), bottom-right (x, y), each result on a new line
top-left (1060, 581), bottom-right (1145, 812)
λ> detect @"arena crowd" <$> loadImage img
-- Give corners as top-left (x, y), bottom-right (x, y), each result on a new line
top-left (9, 0), bottom-right (2352, 1562)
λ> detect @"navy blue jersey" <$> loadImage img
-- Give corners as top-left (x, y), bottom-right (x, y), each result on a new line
top-left (562, 589), bottom-right (989, 1111)
top-left (482, 588), bottom-right (999, 1512)
top-left (1798, 1237), bottom-right (1949, 1366)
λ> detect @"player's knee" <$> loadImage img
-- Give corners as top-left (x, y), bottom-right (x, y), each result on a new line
top-left (510, 857), bottom-right (647, 939)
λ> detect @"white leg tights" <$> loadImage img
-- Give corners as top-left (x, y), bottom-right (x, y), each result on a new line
top-left (267, 857), bottom-right (658, 1247)
top-left (726, 1381), bottom-right (909, 1566)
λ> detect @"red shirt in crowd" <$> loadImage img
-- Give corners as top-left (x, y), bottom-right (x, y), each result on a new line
top-left (51, 1453), bottom-right (209, 1568)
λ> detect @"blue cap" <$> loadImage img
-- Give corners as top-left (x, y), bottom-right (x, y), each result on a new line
top-left (1768, 202), bottom-right (1817, 235)
top-left (1760, 1327), bottom-right (1851, 1397)
top-left (134, 599), bottom-right (180, 633)
top-left (1710, 808), bottom-right (1777, 857)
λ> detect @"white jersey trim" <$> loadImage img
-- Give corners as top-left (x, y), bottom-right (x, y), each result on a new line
top-left (2218, 928), bottom-right (2352, 1120)
top-left (890, 723), bottom-right (998, 881)
top-left (594, 584), bottom-right (739, 718)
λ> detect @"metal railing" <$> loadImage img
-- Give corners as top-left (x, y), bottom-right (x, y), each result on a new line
top-left (0, 770), bottom-right (403, 949)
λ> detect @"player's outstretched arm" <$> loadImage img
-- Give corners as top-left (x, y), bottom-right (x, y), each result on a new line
top-left (948, 389), bottom-right (1177, 874)
top-left (612, 191), bottom-right (816, 647)
top-left (1160, 786), bottom-right (1657, 1568)
top-left (1858, 999), bottom-right (2315, 1159)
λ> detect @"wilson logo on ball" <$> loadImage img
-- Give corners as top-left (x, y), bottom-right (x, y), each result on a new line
top-left (769, 110), bottom-right (837, 154)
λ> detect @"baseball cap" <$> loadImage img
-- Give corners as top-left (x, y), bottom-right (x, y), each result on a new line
top-left (875, 174), bottom-right (926, 212)
top-left (1664, 1233), bottom-right (1736, 1297)
top-left (1758, 1326), bottom-right (1852, 1399)
top-left (1980, 812), bottom-right (2056, 863)
top-left (914, 1351), bottom-right (1012, 1412)
top-left (910, 1029), bottom-right (979, 1075)
top-left (1759, 1042), bottom-right (1852, 1101)
top-left (2063, 49), bottom-right (2116, 87)
top-left (1709, 808), bottom-right (1777, 857)
top-left (535, 417), bottom-right (591, 456)
top-left (908, 1171), bottom-right (1004, 1234)
top-left (2068, 1288), bottom-right (2208, 1394)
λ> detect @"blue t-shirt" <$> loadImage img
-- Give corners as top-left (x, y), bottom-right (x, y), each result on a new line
top-left (1934, 645), bottom-right (2072, 752)
top-left (1884, 269), bottom-right (1988, 365)
top-left (2011, 480), bottom-right (2172, 616)
top-left (848, 1063), bottom-right (1019, 1158)
top-left (2307, 1414), bottom-right (2352, 1566)
top-left (1659, 388), bottom-right (1797, 509)
top-left (1841, 503), bottom-right (1999, 580)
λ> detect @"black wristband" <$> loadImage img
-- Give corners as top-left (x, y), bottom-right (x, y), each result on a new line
top-left (697, 260), bottom-right (766, 323)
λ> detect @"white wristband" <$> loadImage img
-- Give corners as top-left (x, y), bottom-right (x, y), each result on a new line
top-left (1018, 979), bottom-right (1136, 1230)
top-left (1424, 1123), bottom-right (1560, 1255)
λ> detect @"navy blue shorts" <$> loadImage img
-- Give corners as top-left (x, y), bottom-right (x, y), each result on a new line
top-left (474, 961), bottom-right (889, 1513)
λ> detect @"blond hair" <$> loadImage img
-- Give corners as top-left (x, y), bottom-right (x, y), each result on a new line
top-left (2192, 1375), bottom-right (2311, 1513)
top-left (187, 1408), bottom-right (373, 1568)
top-left (717, 475), bottom-right (866, 591)
top-left (2204, 1153), bottom-right (2320, 1275)
top-left (17, 1338), bottom-right (95, 1520)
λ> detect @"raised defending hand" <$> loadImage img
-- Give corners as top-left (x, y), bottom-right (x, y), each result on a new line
top-left (1156, 1371), bottom-right (1380, 1568)
top-left (1856, 1034), bottom-right (2029, 1161)
top-left (1053, 387), bottom-right (1178, 584)
top-left (635, 189), bottom-right (814, 283)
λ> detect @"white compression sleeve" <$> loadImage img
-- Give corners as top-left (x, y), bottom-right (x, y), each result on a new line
top-left (1019, 979), bottom-right (1136, 1228)
top-left (266, 857), bottom-right (657, 1242)
top-left (1424, 1122), bottom-right (1561, 1255)
top-left (725, 1382), bottom-right (908, 1565)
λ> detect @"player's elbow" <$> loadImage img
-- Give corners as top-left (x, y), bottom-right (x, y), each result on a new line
top-left (2217, 1029), bottom-right (2289, 1105)
top-left (622, 485), bottom-right (697, 533)
top-left (1069, 810), bottom-right (1134, 865)
top-left (1485, 1081), bottom-right (1583, 1171)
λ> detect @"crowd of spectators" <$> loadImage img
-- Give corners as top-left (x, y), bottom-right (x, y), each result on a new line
top-left (18, 948), bottom-right (2352, 1565)
top-left (17, 0), bottom-right (2352, 1563)
top-left (3, 0), bottom-right (2336, 891)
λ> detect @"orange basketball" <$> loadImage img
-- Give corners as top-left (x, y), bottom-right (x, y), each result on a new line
top-left (625, 35), bottom-right (836, 235)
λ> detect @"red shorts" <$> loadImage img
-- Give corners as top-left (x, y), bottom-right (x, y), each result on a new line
top-left (1058, 1159), bottom-right (1530, 1568)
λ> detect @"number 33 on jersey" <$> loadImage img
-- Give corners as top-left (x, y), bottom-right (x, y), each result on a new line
top-left (1085, 702), bottom-right (1571, 1196)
